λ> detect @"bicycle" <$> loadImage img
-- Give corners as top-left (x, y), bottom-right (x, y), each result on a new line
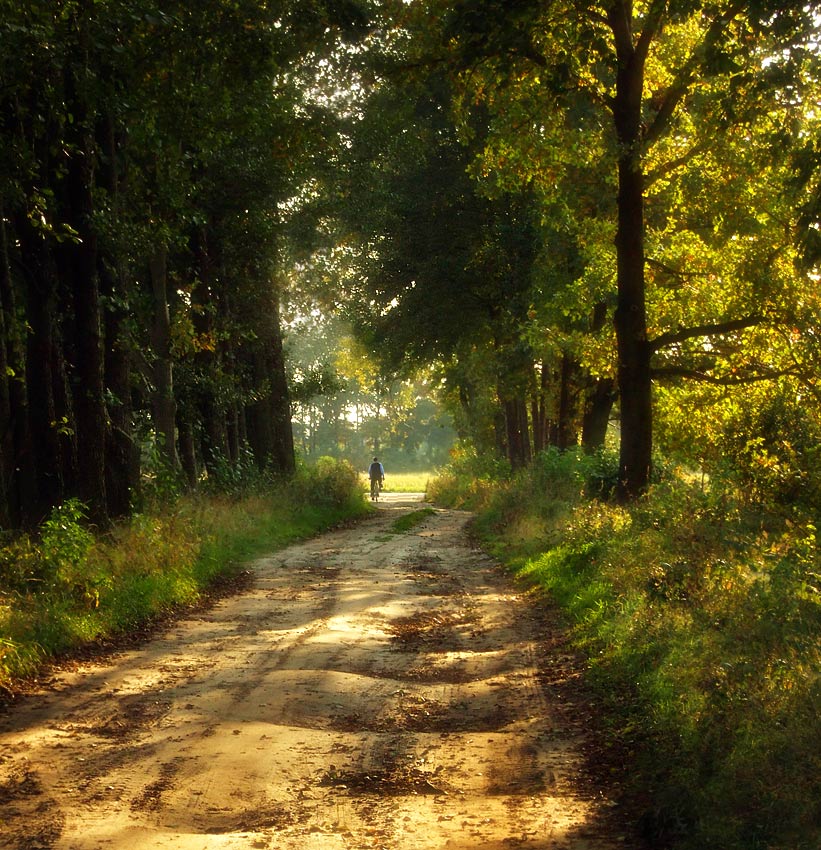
top-left (370, 478), bottom-right (382, 501)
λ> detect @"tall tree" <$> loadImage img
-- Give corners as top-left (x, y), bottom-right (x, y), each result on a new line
top-left (434, 0), bottom-right (821, 497)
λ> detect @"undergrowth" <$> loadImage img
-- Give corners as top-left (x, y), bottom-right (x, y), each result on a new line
top-left (0, 458), bottom-right (367, 691)
top-left (429, 447), bottom-right (820, 850)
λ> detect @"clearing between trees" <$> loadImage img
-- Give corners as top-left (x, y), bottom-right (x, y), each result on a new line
top-left (0, 496), bottom-right (636, 850)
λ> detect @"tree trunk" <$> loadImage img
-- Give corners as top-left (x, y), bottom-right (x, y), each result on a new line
top-left (149, 248), bottom-right (180, 472)
top-left (0, 208), bottom-right (16, 527)
top-left (177, 412), bottom-right (199, 489)
top-left (99, 116), bottom-right (139, 517)
top-left (582, 378), bottom-right (615, 452)
top-left (531, 362), bottom-right (548, 454)
top-left (192, 229), bottom-right (230, 474)
top-left (609, 6), bottom-right (653, 500)
top-left (557, 353), bottom-right (581, 450)
top-left (517, 396), bottom-right (532, 465)
top-left (246, 288), bottom-right (294, 474)
top-left (102, 269), bottom-right (140, 517)
top-left (226, 404), bottom-right (239, 464)
top-left (503, 396), bottom-right (531, 470)
top-left (63, 145), bottom-right (108, 526)
top-left (17, 214), bottom-right (66, 525)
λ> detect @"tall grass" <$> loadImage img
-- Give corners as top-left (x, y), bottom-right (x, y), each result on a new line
top-left (0, 458), bottom-right (367, 691)
top-left (429, 448), bottom-right (821, 850)
top-left (358, 470), bottom-right (434, 493)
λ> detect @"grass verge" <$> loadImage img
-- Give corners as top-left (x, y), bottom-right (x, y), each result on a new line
top-left (0, 458), bottom-right (368, 693)
top-left (429, 448), bottom-right (820, 850)
top-left (359, 471), bottom-right (433, 493)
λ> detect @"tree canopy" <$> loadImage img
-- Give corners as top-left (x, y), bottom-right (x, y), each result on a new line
top-left (2, 0), bottom-right (821, 527)
top-left (317, 0), bottom-right (821, 496)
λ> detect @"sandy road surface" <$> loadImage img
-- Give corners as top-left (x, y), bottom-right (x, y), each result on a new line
top-left (0, 495), bottom-right (633, 850)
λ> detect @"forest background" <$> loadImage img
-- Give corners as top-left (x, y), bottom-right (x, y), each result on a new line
top-left (0, 2), bottom-right (820, 850)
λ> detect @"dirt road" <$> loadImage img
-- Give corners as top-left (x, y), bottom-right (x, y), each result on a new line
top-left (0, 496), bottom-right (633, 850)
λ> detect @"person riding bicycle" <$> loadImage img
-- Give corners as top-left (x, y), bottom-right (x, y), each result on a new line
top-left (368, 457), bottom-right (385, 499)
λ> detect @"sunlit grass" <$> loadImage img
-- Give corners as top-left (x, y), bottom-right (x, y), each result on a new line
top-left (430, 448), bottom-right (821, 850)
top-left (360, 471), bottom-right (434, 493)
top-left (391, 507), bottom-right (436, 533)
top-left (0, 460), bottom-right (369, 691)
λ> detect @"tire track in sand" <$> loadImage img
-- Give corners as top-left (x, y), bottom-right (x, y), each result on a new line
top-left (0, 494), bottom-right (637, 850)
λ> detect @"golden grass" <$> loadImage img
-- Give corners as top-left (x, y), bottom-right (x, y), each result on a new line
top-left (360, 471), bottom-right (434, 493)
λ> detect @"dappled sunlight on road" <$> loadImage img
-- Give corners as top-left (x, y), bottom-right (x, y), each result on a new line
top-left (0, 502), bottom-right (630, 850)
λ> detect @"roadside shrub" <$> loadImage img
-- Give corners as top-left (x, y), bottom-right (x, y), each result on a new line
top-left (292, 456), bottom-right (363, 507)
top-left (427, 444), bottom-right (510, 510)
top-left (0, 534), bottom-right (44, 594)
top-left (468, 459), bottom-right (820, 850)
top-left (0, 460), bottom-right (369, 691)
top-left (202, 446), bottom-right (265, 496)
top-left (40, 499), bottom-right (104, 606)
top-left (717, 384), bottom-right (821, 508)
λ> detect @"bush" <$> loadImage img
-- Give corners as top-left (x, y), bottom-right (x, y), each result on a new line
top-left (427, 444), bottom-right (511, 510)
top-left (0, 458), bottom-right (369, 691)
top-left (292, 456), bottom-right (363, 507)
top-left (467, 460), bottom-right (821, 850)
top-left (717, 384), bottom-right (821, 509)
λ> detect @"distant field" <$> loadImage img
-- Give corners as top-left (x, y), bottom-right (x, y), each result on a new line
top-left (361, 471), bottom-right (434, 493)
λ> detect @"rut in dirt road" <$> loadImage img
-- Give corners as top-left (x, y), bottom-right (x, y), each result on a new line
top-left (0, 495), bottom-right (635, 850)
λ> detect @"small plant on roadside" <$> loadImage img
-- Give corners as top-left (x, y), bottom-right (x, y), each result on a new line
top-left (427, 444), bottom-right (510, 510)
top-left (40, 499), bottom-right (105, 607)
top-left (391, 508), bottom-right (436, 533)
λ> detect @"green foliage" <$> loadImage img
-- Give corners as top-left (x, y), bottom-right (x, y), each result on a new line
top-left (40, 499), bottom-right (107, 608)
top-left (201, 446), bottom-right (265, 497)
top-left (426, 444), bottom-right (511, 510)
top-left (717, 383), bottom-right (821, 508)
top-left (456, 460), bottom-right (821, 850)
top-left (292, 456), bottom-right (363, 509)
top-left (137, 439), bottom-right (186, 509)
top-left (0, 459), bottom-right (367, 690)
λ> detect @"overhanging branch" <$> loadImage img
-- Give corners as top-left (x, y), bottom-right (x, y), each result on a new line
top-left (643, 0), bottom-right (747, 149)
top-left (650, 314), bottom-right (764, 353)
top-left (651, 365), bottom-right (803, 385)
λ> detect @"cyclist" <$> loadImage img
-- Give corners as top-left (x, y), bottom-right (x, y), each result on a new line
top-left (368, 456), bottom-right (385, 501)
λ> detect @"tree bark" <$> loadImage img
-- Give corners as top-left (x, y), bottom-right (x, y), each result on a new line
top-left (177, 412), bottom-right (199, 489)
top-left (0, 209), bottom-right (16, 527)
top-left (102, 267), bottom-right (140, 518)
top-left (265, 289), bottom-right (295, 473)
top-left (556, 353), bottom-right (581, 450)
top-left (531, 362), bottom-right (548, 454)
top-left (15, 212), bottom-right (67, 525)
top-left (503, 395), bottom-right (531, 470)
top-left (149, 248), bottom-right (180, 473)
top-left (517, 396), bottom-right (532, 464)
top-left (582, 378), bottom-right (616, 452)
top-left (245, 287), bottom-right (295, 474)
top-left (99, 116), bottom-right (139, 517)
top-left (609, 3), bottom-right (654, 500)
top-left (581, 303), bottom-right (615, 453)
top-left (62, 141), bottom-right (109, 526)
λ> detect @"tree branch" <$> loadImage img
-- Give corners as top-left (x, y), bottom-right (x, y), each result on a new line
top-left (645, 140), bottom-right (711, 186)
top-left (646, 256), bottom-right (712, 281)
top-left (643, 0), bottom-right (747, 149)
top-left (607, 0), bottom-right (634, 62)
top-left (650, 314), bottom-right (764, 353)
top-left (635, 0), bottom-right (667, 67)
top-left (651, 365), bottom-right (803, 385)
